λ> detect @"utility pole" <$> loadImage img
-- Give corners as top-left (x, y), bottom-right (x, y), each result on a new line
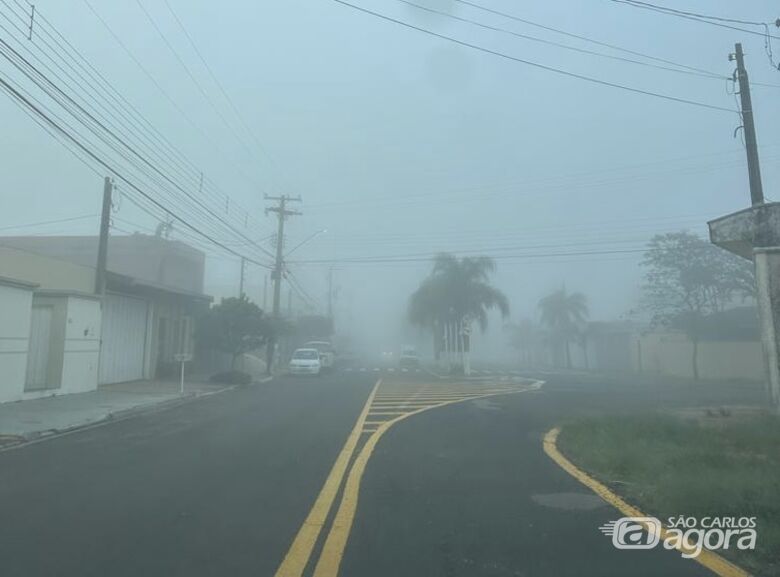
top-left (731, 43), bottom-right (764, 206)
top-left (264, 194), bottom-right (302, 373)
top-left (287, 287), bottom-right (292, 317)
top-left (95, 176), bottom-right (113, 296)
top-left (327, 267), bottom-right (334, 319)
top-left (263, 274), bottom-right (268, 310)
top-left (239, 256), bottom-right (246, 298)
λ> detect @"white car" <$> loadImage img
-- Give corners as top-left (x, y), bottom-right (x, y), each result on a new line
top-left (303, 341), bottom-right (335, 370)
top-left (288, 348), bottom-right (322, 375)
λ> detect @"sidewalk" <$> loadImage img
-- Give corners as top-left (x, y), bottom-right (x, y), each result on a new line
top-left (0, 377), bottom-right (234, 444)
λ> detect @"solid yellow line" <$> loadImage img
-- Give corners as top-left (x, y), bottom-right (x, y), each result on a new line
top-left (273, 379), bottom-right (381, 577)
top-left (312, 385), bottom-right (540, 577)
top-left (542, 427), bottom-right (750, 577)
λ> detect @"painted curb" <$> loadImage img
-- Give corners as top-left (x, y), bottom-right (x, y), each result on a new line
top-left (543, 427), bottom-right (752, 577)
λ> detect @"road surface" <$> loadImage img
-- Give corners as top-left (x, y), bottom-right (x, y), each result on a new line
top-left (0, 368), bottom-right (719, 576)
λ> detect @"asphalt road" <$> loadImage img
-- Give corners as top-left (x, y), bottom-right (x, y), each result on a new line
top-left (0, 368), bottom-right (727, 577)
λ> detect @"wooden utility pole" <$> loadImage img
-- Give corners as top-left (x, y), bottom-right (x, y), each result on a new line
top-left (264, 194), bottom-right (302, 372)
top-left (731, 43), bottom-right (764, 206)
top-left (95, 176), bottom-right (112, 296)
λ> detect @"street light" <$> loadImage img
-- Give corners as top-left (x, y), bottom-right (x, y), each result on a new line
top-left (285, 228), bottom-right (327, 257)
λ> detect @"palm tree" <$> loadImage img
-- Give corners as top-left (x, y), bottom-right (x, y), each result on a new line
top-left (409, 254), bottom-right (510, 362)
top-left (538, 288), bottom-right (588, 368)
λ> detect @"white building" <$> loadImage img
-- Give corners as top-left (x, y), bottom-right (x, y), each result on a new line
top-left (0, 235), bottom-right (210, 403)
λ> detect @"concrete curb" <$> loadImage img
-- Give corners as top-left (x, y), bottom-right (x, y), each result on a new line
top-left (0, 376), bottom-right (274, 454)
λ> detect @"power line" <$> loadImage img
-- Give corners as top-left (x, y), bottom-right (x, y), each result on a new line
top-left (289, 247), bottom-right (649, 266)
top-left (330, 0), bottom-right (737, 113)
top-left (398, 0), bottom-right (726, 80)
top-left (0, 71), bottom-right (273, 269)
top-left (0, 213), bottom-right (96, 231)
top-left (610, 0), bottom-right (780, 40)
top-left (79, 0), bottom-right (267, 192)
top-left (131, 0), bottom-right (258, 162)
top-left (6, 0), bottom-right (267, 230)
top-left (452, 0), bottom-right (726, 77)
top-left (0, 26), bottom-right (276, 262)
top-left (160, 0), bottom-right (287, 189)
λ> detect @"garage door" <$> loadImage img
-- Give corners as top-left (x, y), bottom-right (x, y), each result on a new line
top-left (99, 294), bottom-right (148, 384)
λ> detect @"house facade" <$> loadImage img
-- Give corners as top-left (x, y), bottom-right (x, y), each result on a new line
top-left (0, 234), bottom-right (209, 403)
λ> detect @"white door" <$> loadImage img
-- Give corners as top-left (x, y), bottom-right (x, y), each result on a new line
top-left (26, 305), bottom-right (53, 390)
top-left (99, 294), bottom-right (148, 384)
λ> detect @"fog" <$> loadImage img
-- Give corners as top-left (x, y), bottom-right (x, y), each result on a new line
top-left (2, 0), bottom-right (779, 362)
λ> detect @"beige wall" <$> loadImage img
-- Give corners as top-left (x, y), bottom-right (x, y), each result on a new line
top-left (637, 332), bottom-right (764, 382)
top-left (0, 246), bottom-right (94, 293)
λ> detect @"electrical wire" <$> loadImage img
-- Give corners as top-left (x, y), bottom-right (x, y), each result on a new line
top-left (78, 0), bottom-right (267, 192)
top-left (397, 0), bottom-right (726, 80)
top-left (0, 27), bottom-right (276, 262)
top-left (160, 0), bottom-right (288, 189)
top-left (330, 0), bottom-right (737, 113)
top-left (0, 71), bottom-right (273, 269)
top-left (610, 0), bottom-right (780, 40)
top-left (5, 0), bottom-right (268, 233)
top-left (0, 213), bottom-right (97, 231)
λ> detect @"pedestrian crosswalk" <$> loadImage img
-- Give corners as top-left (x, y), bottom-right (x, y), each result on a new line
top-left (340, 366), bottom-right (530, 381)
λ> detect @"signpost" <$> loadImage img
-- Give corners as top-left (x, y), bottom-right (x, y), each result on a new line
top-left (174, 353), bottom-right (193, 395)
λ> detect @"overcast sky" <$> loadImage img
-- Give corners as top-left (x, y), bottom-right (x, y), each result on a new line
top-left (1, 0), bottom-right (779, 356)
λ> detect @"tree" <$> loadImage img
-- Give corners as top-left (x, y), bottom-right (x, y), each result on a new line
top-left (197, 296), bottom-right (272, 369)
top-left (641, 231), bottom-right (755, 380)
top-left (408, 253), bottom-right (509, 360)
top-left (538, 288), bottom-right (588, 368)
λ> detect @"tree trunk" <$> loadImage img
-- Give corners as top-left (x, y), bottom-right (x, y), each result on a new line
top-left (564, 339), bottom-right (572, 369)
top-left (692, 337), bottom-right (699, 381)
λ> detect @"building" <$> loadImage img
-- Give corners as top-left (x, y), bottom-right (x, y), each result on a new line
top-left (0, 234), bottom-right (210, 403)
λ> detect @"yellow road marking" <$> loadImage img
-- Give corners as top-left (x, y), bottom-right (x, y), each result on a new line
top-left (311, 383), bottom-right (542, 577)
top-left (272, 380), bottom-right (381, 577)
top-left (543, 427), bottom-right (750, 577)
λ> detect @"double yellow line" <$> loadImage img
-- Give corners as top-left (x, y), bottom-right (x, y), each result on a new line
top-left (276, 379), bottom-right (542, 577)
top-left (274, 380), bottom-right (381, 577)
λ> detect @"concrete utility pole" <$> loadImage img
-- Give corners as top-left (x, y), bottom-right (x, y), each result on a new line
top-left (731, 43), bottom-right (764, 206)
top-left (94, 176), bottom-right (113, 296)
top-left (710, 44), bottom-right (780, 411)
top-left (263, 274), bottom-right (268, 310)
top-left (264, 194), bottom-right (302, 372)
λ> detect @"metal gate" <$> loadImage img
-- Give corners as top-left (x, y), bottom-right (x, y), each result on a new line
top-left (25, 305), bottom-right (53, 390)
top-left (99, 294), bottom-right (148, 384)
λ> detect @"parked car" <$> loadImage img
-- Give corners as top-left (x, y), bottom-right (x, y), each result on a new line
top-left (399, 346), bottom-right (420, 368)
top-left (288, 348), bottom-right (322, 375)
top-left (303, 341), bottom-right (335, 370)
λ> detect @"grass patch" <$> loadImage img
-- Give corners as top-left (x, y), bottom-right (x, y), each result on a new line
top-left (557, 413), bottom-right (780, 576)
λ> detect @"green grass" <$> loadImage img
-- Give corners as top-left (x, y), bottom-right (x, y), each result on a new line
top-left (557, 413), bottom-right (780, 576)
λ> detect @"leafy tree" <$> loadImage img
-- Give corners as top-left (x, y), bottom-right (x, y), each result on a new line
top-left (409, 253), bottom-right (509, 358)
top-left (641, 231), bottom-right (755, 380)
top-left (538, 288), bottom-right (588, 368)
top-left (198, 296), bottom-right (272, 369)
